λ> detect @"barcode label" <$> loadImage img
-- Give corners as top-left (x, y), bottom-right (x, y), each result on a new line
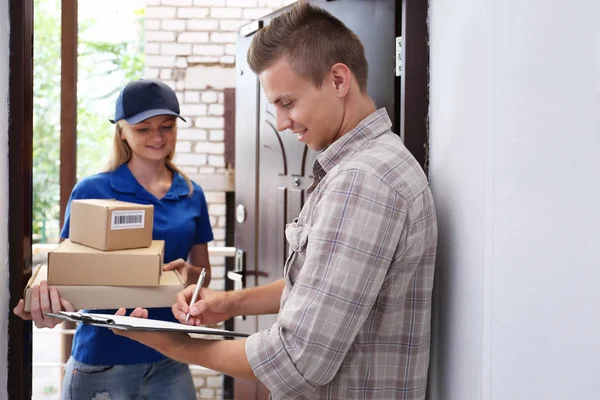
top-left (111, 210), bottom-right (145, 230)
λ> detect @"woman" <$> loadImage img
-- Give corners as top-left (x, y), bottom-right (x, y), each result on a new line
top-left (14, 79), bottom-right (212, 399)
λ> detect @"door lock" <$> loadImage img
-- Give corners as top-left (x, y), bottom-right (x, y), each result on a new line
top-left (236, 204), bottom-right (246, 223)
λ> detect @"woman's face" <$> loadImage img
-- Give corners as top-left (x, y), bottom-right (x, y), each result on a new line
top-left (120, 115), bottom-right (177, 163)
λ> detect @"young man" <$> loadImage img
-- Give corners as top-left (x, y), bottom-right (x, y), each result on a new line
top-left (116, 2), bottom-right (437, 399)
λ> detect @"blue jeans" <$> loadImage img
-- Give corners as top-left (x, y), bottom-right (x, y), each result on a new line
top-left (62, 357), bottom-right (197, 400)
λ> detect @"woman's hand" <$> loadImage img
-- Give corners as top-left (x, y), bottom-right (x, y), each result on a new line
top-left (163, 258), bottom-right (210, 286)
top-left (115, 306), bottom-right (148, 319)
top-left (163, 258), bottom-right (191, 283)
top-left (13, 281), bottom-right (75, 328)
top-left (166, 245), bottom-right (211, 287)
top-left (172, 285), bottom-right (235, 326)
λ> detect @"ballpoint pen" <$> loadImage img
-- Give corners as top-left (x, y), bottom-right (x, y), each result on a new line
top-left (185, 267), bottom-right (206, 323)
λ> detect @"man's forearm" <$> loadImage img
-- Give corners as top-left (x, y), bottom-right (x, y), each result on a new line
top-left (230, 279), bottom-right (284, 317)
top-left (168, 335), bottom-right (257, 381)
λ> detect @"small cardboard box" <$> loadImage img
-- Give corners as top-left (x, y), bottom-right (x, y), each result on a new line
top-left (47, 240), bottom-right (164, 287)
top-left (70, 199), bottom-right (154, 251)
top-left (24, 264), bottom-right (185, 312)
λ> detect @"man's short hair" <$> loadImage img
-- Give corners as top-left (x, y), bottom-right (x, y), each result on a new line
top-left (247, 1), bottom-right (369, 92)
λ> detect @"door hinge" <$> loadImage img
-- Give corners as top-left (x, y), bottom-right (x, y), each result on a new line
top-left (396, 36), bottom-right (403, 77)
top-left (240, 20), bottom-right (263, 37)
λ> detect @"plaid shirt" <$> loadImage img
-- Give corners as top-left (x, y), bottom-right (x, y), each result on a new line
top-left (246, 109), bottom-right (437, 399)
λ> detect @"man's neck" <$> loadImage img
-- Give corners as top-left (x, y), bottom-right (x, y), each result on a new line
top-left (334, 93), bottom-right (377, 142)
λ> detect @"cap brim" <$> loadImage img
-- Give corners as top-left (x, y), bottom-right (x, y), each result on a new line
top-left (123, 109), bottom-right (186, 125)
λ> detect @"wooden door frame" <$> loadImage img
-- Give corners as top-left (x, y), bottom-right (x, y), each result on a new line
top-left (400, 0), bottom-right (430, 174)
top-left (8, 0), bottom-right (34, 399)
top-left (59, 0), bottom-right (79, 376)
top-left (8, 0), bottom-right (79, 398)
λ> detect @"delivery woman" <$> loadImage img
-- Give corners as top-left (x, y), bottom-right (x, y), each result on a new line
top-left (14, 79), bottom-right (212, 399)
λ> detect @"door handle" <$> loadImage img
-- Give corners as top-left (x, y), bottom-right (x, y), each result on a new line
top-left (207, 246), bottom-right (237, 258)
top-left (227, 271), bottom-right (244, 291)
top-left (227, 249), bottom-right (245, 291)
top-left (211, 247), bottom-right (245, 291)
top-left (227, 249), bottom-right (246, 320)
top-left (234, 249), bottom-right (244, 273)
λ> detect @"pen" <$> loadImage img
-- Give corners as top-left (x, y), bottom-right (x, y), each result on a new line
top-left (185, 267), bottom-right (206, 323)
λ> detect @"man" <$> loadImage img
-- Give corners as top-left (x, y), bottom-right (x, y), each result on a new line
top-left (116, 2), bottom-right (437, 399)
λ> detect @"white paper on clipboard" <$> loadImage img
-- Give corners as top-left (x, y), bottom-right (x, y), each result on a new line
top-left (46, 311), bottom-right (249, 338)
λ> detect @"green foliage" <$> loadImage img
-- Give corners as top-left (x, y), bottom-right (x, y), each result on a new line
top-left (32, 0), bottom-right (62, 241)
top-left (33, 0), bottom-right (144, 241)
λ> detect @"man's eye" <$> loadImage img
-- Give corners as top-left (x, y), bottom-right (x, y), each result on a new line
top-left (161, 125), bottom-right (174, 131)
top-left (136, 128), bottom-right (150, 133)
top-left (282, 102), bottom-right (293, 109)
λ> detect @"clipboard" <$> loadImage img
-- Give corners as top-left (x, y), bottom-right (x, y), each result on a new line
top-left (46, 311), bottom-right (250, 338)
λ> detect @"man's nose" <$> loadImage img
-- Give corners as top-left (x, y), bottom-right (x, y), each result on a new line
top-left (276, 113), bottom-right (292, 132)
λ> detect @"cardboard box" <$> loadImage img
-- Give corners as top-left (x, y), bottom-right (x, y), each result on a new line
top-left (47, 240), bottom-right (164, 287)
top-left (24, 264), bottom-right (184, 312)
top-left (70, 199), bottom-right (154, 251)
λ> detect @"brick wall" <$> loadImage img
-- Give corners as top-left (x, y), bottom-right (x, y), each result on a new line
top-left (143, 0), bottom-right (295, 398)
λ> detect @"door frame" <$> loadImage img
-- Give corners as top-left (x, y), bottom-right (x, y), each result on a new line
top-left (8, 0), bottom-right (34, 399)
top-left (8, 0), bottom-right (80, 398)
top-left (400, 0), bottom-right (430, 173)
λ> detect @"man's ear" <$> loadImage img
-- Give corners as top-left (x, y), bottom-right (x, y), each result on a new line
top-left (330, 63), bottom-right (351, 97)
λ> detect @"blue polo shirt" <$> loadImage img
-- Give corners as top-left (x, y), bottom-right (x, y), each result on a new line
top-left (60, 163), bottom-right (214, 365)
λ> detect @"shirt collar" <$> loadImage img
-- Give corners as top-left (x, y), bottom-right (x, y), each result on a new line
top-left (109, 163), bottom-right (190, 200)
top-left (168, 170), bottom-right (191, 198)
top-left (315, 108), bottom-right (392, 175)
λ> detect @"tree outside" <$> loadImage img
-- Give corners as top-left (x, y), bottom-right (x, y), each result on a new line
top-left (33, 0), bottom-right (144, 243)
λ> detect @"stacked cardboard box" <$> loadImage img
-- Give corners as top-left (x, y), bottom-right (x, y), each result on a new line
top-left (24, 199), bottom-right (185, 311)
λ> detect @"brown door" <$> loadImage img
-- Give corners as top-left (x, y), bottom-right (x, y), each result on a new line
top-left (233, 1), bottom-right (398, 398)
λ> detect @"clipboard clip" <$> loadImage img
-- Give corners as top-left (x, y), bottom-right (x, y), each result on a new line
top-left (71, 312), bottom-right (115, 325)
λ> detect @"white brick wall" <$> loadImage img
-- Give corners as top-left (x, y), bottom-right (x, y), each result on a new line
top-left (187, 19), bottom-right (219, 31)
top-left (177, 7), bottom-right (210, 19)
top-left (208, 7), bottom-right (239, 19)
top-left (145, 7), bottom-right (177, 18)
top-left (178, 31), bottom-right (210, 43)
top-left (143, 0), bottom-right (296, 396)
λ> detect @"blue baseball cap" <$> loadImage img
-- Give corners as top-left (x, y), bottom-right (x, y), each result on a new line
top-left (110, 79), bottom-right (186, 124)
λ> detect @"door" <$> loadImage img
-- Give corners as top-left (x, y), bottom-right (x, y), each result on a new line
top-left (233, 1), bottom-right (398, 398)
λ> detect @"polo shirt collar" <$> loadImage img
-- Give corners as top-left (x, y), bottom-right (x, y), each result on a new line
top-left (110, 163), bottom-right (190, 200)
top-left (167, 170), bottom-right (191, 198)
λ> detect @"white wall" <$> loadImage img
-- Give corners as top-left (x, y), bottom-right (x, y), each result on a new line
top-left (427, 0), bottom-right (600, 399)
top-left (1, 0), bottom-right (9, 397)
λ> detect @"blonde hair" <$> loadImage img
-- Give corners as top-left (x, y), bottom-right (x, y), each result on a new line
top-left (104, 119), bottom-right (195, 196)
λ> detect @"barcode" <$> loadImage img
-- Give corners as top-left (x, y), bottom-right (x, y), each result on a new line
top-left (111, 210), bottom-right (145, 230)
top-left (114, 214), bottom-right (142, 225)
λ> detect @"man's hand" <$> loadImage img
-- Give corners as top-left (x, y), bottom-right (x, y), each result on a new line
top-left (13, 281), bottom-right (75, 328)
top-left (112, 307), bottom-right (187, 355)
top-left (173, 285), bottom-right (235, 326)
